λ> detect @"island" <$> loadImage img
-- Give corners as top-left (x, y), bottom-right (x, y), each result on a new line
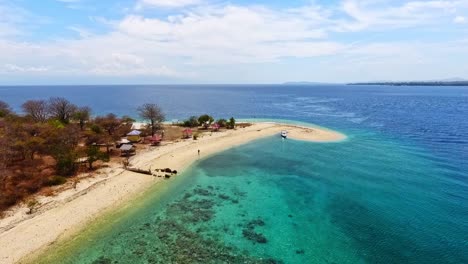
top-left (0, 97), bottom-right (345, 264)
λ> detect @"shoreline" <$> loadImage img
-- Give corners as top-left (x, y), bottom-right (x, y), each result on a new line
top-left (0, 122), bottom-right (345, 264)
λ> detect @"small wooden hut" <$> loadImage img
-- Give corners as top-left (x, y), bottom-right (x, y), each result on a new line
top-left (120, 144), bottom-right (136, 157)
top-left (127, 130), bottom-right (142, 142)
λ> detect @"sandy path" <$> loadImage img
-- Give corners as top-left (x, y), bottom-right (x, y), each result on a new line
top-left (0, 122), bottom-right (345, 264)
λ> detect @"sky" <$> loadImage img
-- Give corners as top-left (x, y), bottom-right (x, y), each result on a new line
top-left (0, 0), bottom-right (467, 84)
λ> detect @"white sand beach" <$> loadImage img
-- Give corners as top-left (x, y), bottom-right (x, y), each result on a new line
top-left (0, 122), bottom-right (345, 264)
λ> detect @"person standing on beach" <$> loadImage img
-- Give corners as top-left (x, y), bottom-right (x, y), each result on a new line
top-left (198, 149), bottom-right (200, 157)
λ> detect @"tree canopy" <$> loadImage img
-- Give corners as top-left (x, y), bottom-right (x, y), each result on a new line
top-left (137, 103), bottom-right (165, 136)
top-left (198, 114), bottom-right (214, 129)
top-left (0, 97), bottom-right (141, 212)
top-left (22, 100), bottom-right (49, 122)
top-left (73, 106), bottom-right (91, 131)
top-left (227, 117), bottom-right (236, 129)
top-left (183, 116), bottom-right (199, 127)
top-left (86, 145), bottom-right (109, 170)
top-left (0, 101), bottom-right (11, 117)
top-left (48, 97), bottom-right (77, 124)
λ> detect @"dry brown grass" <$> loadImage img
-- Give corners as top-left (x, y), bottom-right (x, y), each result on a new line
top-left (161, 125), bottom-right (185, 141)
top-left (40, 187), bottom-right (56, 197)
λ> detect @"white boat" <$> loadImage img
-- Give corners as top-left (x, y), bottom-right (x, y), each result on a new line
top-left (281, 130), bottom-right (288, 138)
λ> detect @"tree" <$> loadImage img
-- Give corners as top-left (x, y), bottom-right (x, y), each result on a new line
top-left (86, 145), bottom-right (109, 170)
top-left (0, 101), bottom-right (11, 117)
top-left (48, 97), bottom-right (77, 124)
top-left (45, 125), bottom-right (80, 176)
top-left (198, 114), bottom-right (214, 129)
top-left (21, 123), bottom-right (47, 160)
top-left (22, 100), bottom-right (49, 122)
top-left (137, 103), bottom-right (165, 136)
top-left (116, 116), bottom-right (133, 138)
top-left (121, 115), bottom-right (135, 124)
top-left (184, 116), bottom-right (199, 128)
top-left (73, 106), bottom-right (91, 131)
top-left (216, 118), bottom-right (227, 128)
top-left (92, 114), bottom-right (125, 154)
top-left (95, 113), bottom-right (120, 135)
top-left (25, 136), bottom-right (45, 160)
top-left (227, 117), bottom-right (236, 129)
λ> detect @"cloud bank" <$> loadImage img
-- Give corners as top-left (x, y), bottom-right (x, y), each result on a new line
top-left (0, 0), bottom-right (467, 83)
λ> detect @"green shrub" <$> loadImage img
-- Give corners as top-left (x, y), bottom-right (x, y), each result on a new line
top-left (198, 114), bottom-right (214, 128)
top-left (47, 176), bottom-right (68, 186)
top-left (56, 156), bottom-right (77, 176)
top-left (216, 118), bottom-right (227, 127)
top-left (227, 117), bottom-right (236, 129)
top-left (183, 116), bottom-right (199, 127)
top-left (48, 119), bottom-right (65, 128)
top-left (90, 124), bottom-right (102, 134)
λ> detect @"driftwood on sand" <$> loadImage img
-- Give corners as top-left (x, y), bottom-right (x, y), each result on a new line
top-left (126, 167), bottom-right (152, 175)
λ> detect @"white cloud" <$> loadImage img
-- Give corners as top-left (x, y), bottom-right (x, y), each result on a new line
top-left (454, 15), bottom-right (466, 23)
top-left (1, 1), bottom-right (468, 83)
top-left (116, 5), bottom-right (333, 64)
top-left (1, 64), bottom-right (49, 73)
top-left (335, 0), bottom-right (465, 32)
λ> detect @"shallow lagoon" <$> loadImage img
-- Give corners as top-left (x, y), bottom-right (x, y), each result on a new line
top-left (37, 132), bottom-right (467, 263)
top-left (6, 84), bottom-right (464, 264)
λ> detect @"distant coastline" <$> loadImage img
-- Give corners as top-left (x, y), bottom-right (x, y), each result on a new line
top-left (283, 81), bottom-right (339, 86)
top-left (348, 81), bottom-right (468, 86)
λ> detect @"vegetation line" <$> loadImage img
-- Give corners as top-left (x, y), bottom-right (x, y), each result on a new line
top-left (0, 99), bottom-right (236, 215)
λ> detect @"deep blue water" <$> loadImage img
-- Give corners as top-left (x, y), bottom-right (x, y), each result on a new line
top-left (2, 85), bottom-right (467, 176)
top-left (2, 85), bottom-right (467, 263)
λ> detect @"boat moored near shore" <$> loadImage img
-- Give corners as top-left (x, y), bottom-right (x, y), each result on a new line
top-left (281, 130), bottom-right (288, 138)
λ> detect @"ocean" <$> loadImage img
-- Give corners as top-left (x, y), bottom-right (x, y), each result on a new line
top-left (1, 85), bottom-right (467, 263)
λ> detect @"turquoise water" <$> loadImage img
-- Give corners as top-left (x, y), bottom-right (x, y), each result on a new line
top-left (3, 85), bottom-right (466, 263)
top-left (37, 132), bottom-right (467, 263)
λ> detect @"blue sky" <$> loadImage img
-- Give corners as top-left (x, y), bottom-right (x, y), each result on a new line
top-left (0, 0), bottom-right (467, 84)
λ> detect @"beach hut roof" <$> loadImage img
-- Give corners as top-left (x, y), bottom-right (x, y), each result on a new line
top-left (119, 138), bottom-right (131, 144)
top-left (120, 144), bottom-right (133, 151)
top-left (127, 130), bottom-right (142, 136)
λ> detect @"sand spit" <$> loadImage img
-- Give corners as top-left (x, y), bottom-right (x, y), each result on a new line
top-left (0, 122), bottom-right (345, 264)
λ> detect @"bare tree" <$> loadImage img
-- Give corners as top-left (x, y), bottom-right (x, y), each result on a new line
top-left (137, 103), bottom-right (165, 136)
top-left (0, 100), bottom-right (11, 117)
top-left (73, 106), bottom-right (91, 131)
top-left (48, 97), bottom-right (77, 123)
top-left (22, 100), bottom-right (49, 122)
top-left (95, 113), bottom-right (121, 135)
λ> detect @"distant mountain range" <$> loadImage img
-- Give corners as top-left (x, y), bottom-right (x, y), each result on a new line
top-left (283, 78), bottom-right (468, 86)
top-left (348, 77), bottom-right (468, 86)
